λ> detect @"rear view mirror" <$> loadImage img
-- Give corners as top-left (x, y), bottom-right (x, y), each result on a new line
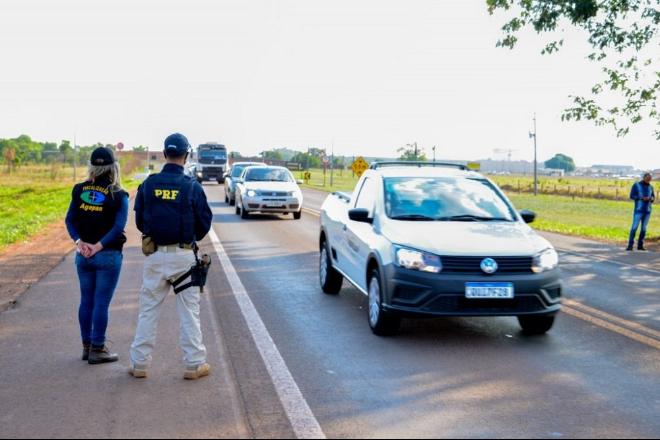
top-left (349, 208), bottom-right (373, 224)
top-left (296, 180), bottom-right (304, 185)
top-left (520, 210), bottom-right (536, 224)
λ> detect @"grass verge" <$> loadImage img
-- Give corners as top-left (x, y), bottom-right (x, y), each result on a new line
top-left (0, 174), bottom-right (140, 250)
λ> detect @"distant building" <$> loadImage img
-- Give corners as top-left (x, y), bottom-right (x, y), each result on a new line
top-left (652, 169), bottom-right (660, 180)
top-left (477, 160), bottom-right (535, 174)
top-left (588, 164), bottom-right (636, 176)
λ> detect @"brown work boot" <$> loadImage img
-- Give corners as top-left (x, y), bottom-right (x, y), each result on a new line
top-left (82, 343), bottom-right (91, 361)
top-left (128, 363), bottom-right (148, 379)
top-left (183, 363), bottom-right (211, 380)
top-left (88, 345), bottom-right (119, 365)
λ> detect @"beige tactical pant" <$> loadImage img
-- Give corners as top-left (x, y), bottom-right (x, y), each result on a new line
top-left (130, 247), bottom-right (207, 367)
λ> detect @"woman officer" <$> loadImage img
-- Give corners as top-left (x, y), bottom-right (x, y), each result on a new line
top-left (65, 146), bottom-right (129, 364)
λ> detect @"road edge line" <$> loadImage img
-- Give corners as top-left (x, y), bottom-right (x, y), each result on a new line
top-left (208, 227), bottom-right (326, 440)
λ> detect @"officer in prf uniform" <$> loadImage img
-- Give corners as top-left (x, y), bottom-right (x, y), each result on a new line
top-left (129, 133), bottom-right (213, 380)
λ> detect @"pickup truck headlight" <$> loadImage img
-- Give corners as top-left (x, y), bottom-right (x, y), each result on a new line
top-left (395, 246), bottom-right (442, 274)
top-left (532, 248), bottom-right (559, 273)
top-left (247, 190), bottom-right (257, 198)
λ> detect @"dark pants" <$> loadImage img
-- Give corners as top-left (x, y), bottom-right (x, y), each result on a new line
top-left (75, 250), bottom-right (123, 346)
top-left (628, 212), bottom-right (651, 248)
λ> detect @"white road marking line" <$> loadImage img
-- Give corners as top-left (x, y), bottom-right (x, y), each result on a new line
top-left (208, 227), bottom-right (326, 440)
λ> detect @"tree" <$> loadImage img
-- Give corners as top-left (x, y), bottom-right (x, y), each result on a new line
top-left (261, 150), bottom-right (284, 161)
top-left (133, 145), bottom-right (147, 152)
top-left (545, 153), bottom-right (576, 172)
top-left (397, 144), bottom-right (428, 161)
top-left (488, 0), bottom-right (660, 139)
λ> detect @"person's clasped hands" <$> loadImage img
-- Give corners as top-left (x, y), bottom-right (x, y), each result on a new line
top-left (77, 241), bottom-right (104, 259)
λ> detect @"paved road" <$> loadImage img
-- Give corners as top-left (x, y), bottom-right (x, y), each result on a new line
top-left (1, 183), bottom-right (659, 439)
top-left (208, 184), bottom-right (660, 438)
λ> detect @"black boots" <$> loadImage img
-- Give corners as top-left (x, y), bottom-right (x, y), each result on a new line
top-left (88, 345), bottom-right (119, 365)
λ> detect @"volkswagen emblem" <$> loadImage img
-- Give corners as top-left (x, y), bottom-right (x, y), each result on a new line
top-left (480, 258), bottom-right (498, 274)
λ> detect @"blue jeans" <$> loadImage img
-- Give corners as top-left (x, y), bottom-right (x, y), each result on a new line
top-left (628, 212), bottom-right (651, 248)
top-left (75, 250), bottom-right (123, 346)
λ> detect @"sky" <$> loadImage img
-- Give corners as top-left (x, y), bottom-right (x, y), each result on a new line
top-left (0, 0), bottom-right (658, 169)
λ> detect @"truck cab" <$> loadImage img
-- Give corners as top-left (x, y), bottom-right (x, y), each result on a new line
top-left (196, 143), bottom-right (228, 183)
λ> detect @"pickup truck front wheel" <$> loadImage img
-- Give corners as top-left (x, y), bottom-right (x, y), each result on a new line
top-left (368, 269), bottom-right (401, 336)
top-left (518, 315), bottom-right (555, 335)
top-left (320, 241), bottom-right (342, 295)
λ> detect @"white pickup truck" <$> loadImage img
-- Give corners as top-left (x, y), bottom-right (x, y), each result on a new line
top-left (318, 162), bottom-right (562, 336)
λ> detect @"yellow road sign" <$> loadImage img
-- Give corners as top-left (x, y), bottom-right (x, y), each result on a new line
top-left (467, 162), bottom-right (481, 171)
top-left (351, 157), bottom-right (369, 177)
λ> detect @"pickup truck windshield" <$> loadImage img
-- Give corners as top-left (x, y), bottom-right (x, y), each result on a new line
top-left (246, 168), bottom-right (292, 182)
top-left (384, 177), bottom-right (516, 222)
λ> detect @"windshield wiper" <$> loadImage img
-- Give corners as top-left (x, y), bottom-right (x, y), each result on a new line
top-left (438, 215), bottom-right (511, 222)
top-left (390, 214), bottom-right (437, 221)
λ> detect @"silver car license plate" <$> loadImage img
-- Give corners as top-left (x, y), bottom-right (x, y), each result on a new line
top-left (465, 282), bottom-right (514, 299)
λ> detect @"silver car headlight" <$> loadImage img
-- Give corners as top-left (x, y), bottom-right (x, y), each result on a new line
top-left (247, 190), bottom-right (257, 198)
top-left (394, 246), bottom-right (442, 274)
top-left (532, 248), bottom-right (559, 273)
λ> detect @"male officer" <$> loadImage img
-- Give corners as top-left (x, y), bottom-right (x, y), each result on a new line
top-left (129, 133), bottom-right (213, 380)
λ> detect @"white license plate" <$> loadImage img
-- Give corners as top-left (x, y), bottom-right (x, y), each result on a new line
top-left (266, 202), bottom-right (285, 207)
top-left (465, 283), bottom-right (514, 299)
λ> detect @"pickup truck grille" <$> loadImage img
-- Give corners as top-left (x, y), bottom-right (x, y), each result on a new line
top-left (260, 191), bottom-right (289, 197)
top-left (441, 256), bottom-right (533, 274)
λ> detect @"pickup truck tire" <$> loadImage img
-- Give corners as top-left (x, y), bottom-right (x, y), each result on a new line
top-left (319, 240), bottom-right (342, 295)
top-left (217, 177), bottom-right (225, 184)
top-left (518, 315), bottom-right (555, 335)
top-left (294, 211), bottom-right (302, 220)
top-left (229, 197), bottom-right (236, 206)
top-left (225, 193), bottom-right (229, 203)
top-left (368, 269), bottom-right (401, 336)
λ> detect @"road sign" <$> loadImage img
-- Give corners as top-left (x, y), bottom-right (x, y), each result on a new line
top-left (351, 157), bottom-right (369, 177)
top-left (467, 162), bottom-right (481, 171)
top-left (116, 142), bottom-right (124, 151)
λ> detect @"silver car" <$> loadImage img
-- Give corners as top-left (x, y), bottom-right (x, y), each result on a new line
top-left (235, 166), bottom-right (304, 220)
top-left (224, 162), bottom-right (265, 205)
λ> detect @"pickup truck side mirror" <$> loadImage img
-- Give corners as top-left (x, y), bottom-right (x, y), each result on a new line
top-left (349, 208), bottom-right (373, 224)
top-left (296, 179), bottom-right (304, 185)
top-left (520, 210), bottom-right (536, 224)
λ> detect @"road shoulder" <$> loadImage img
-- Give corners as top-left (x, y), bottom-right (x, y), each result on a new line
top-left (0, 217), bottom-right (250, 439)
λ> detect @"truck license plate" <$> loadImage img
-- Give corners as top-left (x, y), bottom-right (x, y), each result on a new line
top-left (465, 283), bottom-right (514, 299)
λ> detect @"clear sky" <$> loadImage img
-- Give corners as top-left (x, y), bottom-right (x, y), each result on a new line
top-left (0, 0), bottom-right (658, 169)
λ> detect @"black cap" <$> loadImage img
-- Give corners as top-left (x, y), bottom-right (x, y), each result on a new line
top-left (90, 147), bottom-right (116, 166)
top-left (164, 133), bottom-right (191, 157)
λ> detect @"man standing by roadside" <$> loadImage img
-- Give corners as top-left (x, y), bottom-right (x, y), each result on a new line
top-left (628, 173), bottom-right (655, 251)
top-left (129, 133), bottom-right (213, 380)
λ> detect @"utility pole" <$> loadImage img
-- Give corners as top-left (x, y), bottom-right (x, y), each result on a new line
top-left (414, 142), bottom-right (418, 161)
top-left (432, 145), bottom-right (437, 163)
top-left (530, 114), bottom-right (538, 196)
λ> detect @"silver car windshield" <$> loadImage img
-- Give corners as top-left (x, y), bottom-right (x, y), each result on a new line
top-left (231, 166), bottom-right (247, 177)
top-left (384, 177), bottom-right (516, 222)
top-left (245, 168), bottom-right (292, 182)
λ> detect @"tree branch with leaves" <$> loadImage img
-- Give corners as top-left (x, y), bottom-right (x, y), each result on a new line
top-left (488, 0), bottom-right (660, 139)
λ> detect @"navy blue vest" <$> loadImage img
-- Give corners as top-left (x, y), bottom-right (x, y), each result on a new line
top-left (141, 172), bottom-right (195, 246)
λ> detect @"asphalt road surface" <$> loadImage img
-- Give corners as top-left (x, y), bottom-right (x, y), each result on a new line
top-left (1, 183), bottom-right (659, 439)
top-left (207, 184), bottom-right (660, 438)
